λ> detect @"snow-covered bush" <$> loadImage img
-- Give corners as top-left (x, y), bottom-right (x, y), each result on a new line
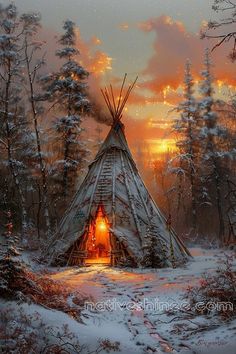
top-left (0, 261), bottom-right (88, 320)
top-left (0, 231), bottom-right (88, 319)
top-left (184, 254), bottom-right (236, 319)
top-left (0, 306), bottom-right (120, 353)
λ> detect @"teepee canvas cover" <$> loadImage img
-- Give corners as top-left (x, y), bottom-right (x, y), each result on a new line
top-left (45, 76), bottom-right (191, 267)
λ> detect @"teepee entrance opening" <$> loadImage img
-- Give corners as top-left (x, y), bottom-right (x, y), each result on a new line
top-left (85, 205), bottom-right (111, 265)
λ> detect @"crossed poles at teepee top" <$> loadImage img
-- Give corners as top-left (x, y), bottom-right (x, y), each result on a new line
top-left (101, 73), bottom-right (138, 124)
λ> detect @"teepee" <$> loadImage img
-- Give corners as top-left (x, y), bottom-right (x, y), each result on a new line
top-left (45, 75), bottom-right (191, 267)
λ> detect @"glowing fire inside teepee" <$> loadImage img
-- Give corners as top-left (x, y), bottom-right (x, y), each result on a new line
top-left (85, 206), bottom-right (111, 264)
top-left (97, 220), bottom-right (107, 231)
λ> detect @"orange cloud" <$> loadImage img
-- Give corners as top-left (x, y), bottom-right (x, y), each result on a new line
top-left (123, 115), bottom-right (170, 143)
top-left (75, 29), bottom-right (112, 75)
top-left (127, 88), bottom-right (182, 107)
top-left (74, 29), bottom-right (113, 124)
top-left (139, 16), bottom-right (236, 95)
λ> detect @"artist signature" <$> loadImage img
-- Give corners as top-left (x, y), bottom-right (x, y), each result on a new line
top-left (197, 339), bottom-right (227, 347)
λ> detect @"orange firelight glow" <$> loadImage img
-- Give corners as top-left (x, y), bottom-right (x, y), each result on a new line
top-left (148, 139), bottom-right (177, 155)
top-left (85, 206), bottom-right (111, 264)
top-left (97, 219), bottom-right (107, 231)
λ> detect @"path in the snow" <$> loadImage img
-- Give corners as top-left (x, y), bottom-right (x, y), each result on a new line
top-left (52, 265), bottom-right (177, 352)
top-left (49, 248), bottom-right (233, 354)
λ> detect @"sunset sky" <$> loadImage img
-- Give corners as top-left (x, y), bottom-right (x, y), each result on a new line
top-left (5, 0), bottom-right (236, 158)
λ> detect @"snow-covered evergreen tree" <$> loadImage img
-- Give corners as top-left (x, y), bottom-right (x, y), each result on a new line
top-left (198, 49), bottom-right (230, 243)
top-left (171, 60), bottom-right (200, 232)
top-left (0, 210), bottom-right (26, 298)
top-left (0, 4), bottom-right (33, 231)
top-left (40, 20), bottom-right (91, 203)
top-left (141, 227), bottom-right (168, 268)
top-left (226, 179), bottom-right (236, 245)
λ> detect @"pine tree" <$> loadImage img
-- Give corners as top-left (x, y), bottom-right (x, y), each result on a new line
top-left (0, 210), bottom-right (26, 299)
top-left (40, 20), bottom-right (91, 204)
top-left (226, 178), bottom-right (236, 245)
top-left (0, 4), bottom-right (31, 231)
top-left (198, 49), bottom-right (229, 243)
top-left (171, 60), bottom-right (200, 233)
top-left (141, 227), bottom-right (167, 268)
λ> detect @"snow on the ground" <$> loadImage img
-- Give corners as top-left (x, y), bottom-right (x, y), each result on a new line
top-left (0, 299), bottom-right (138, 353)
top-left (1, 247), bottom-right (236, 353)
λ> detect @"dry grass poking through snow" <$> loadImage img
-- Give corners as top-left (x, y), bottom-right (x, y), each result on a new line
top-left (184, 254), bottom-right (236, 319)
top-left (0, 255), bottom-right (90, 320)
top-left (0, 306), bottom-right (120, 354)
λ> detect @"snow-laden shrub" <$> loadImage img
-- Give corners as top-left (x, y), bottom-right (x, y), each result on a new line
top-left (0, 306), bottom-right (120, 353)
top-left (0, 225), bottom-right (89, 319)
top-left (0, 249), bottom-right (89, 320)
top-left (0, 260), bottom-right (88, 320)
top-left (184, 254), bottom-right (236, 319)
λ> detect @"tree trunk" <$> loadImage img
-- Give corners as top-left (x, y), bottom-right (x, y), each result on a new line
top-left (4, 63), bottom-right (27, 232)
top-left (190, 168), bottom-right (197, 232)
top-left (212, 160), bottom-right (225, 244)
top-left (62, 135), bottom-right (71, 197)
top-left (188, 113), bottom-right (197, 234)
top-left (215, 169), bottom-right (225, 244)
top-left (25, 40), bottom-right (51, 238)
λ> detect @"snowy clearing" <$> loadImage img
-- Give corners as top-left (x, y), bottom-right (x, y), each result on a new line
top-left (1, 247), bottom-right (236, 354)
